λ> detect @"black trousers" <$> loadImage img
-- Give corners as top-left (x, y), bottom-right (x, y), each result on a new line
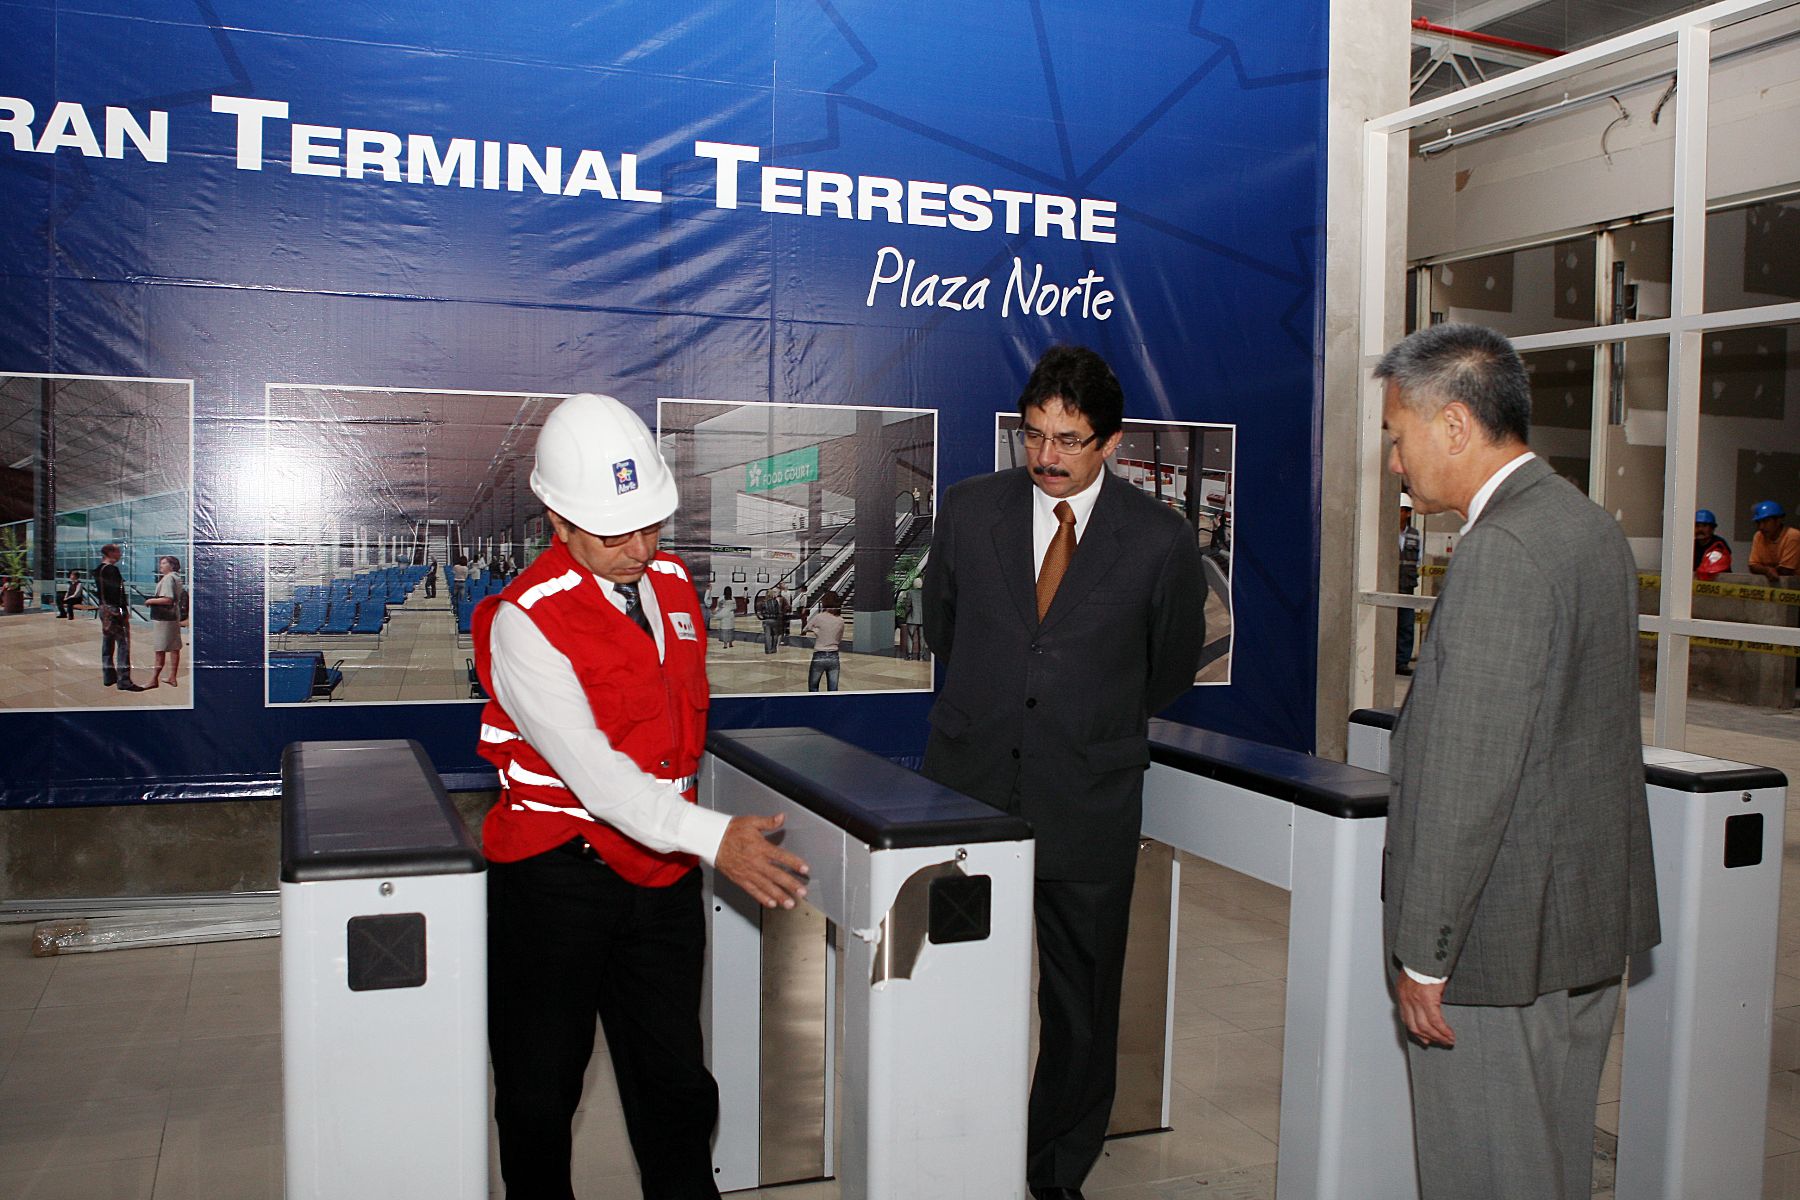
top-left (487, 841), bottom-right (720, 1200)
top-left (99, 608), bottom-right (134, 685)
top-left (1027, 871), bottom-right (1137, 1191)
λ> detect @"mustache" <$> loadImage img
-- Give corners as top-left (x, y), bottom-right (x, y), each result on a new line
top-left (1031, 465), bottom-right (1071, 478)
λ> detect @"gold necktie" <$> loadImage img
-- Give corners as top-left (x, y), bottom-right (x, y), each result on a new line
top-left (1036, 501), bottom-right (1076, 620)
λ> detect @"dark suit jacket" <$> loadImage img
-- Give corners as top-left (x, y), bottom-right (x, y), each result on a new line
top-left (1384, 457), bottom-right (1660, 1006)
top-left (921, 468), bottom-right (1207, 881)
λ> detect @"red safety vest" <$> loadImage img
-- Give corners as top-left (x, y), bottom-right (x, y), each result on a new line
top-left (472, 537), bottom-right (710, 885)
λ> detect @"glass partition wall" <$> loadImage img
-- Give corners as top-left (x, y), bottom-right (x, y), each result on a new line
top-left (1357, 0), bottom-right (1800, 751)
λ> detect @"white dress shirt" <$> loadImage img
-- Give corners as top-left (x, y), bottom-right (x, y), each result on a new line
top-left (1031, 465), bottom-right (1108, 578)
top-left (1403, 449), bottom-right (1537, 988)
top-left (488, 574), bottom-right (731, 864)
top-left (1459, 451), bottom-right (1536, 534)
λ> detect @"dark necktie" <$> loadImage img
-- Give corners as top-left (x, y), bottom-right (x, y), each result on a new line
top-left (614, 582), bottom-right (654, 639)
top-left (1036, 501), bottom-right (1076, 621)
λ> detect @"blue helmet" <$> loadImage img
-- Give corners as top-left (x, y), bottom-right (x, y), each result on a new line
top-left (1752, 500), bottom-right (1785, 522)
top-left (1695, 509), bottom-right (1718, 526)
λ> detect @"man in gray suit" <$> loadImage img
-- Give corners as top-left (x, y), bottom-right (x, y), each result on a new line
top-left (923, 345), bottom-right (1206, 1200)
top-left (1377, 323), bottom-right (1659, 1199)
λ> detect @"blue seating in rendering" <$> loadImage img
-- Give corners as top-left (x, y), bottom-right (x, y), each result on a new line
top-left (350, 603), bottom-right (384, 634)
top-left (269, 602), bottom-right (295, 635)
top-left (321, 601), bottom-right (356, 635)
top-left (269, 651), bottom-right (344, 702)
top-left (290, 599), bottom-right (326, 635)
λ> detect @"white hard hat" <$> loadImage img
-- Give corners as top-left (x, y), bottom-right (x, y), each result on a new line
top-left (530, 393), bottom-right (678, 535)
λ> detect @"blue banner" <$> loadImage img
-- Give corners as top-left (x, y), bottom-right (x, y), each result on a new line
top-left (0, 0), bottom-right (1328, 806)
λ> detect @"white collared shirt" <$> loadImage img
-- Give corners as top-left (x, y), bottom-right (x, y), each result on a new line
top-left (487, 574), bottom-right (729, 864)
top-left (1031, 465), bottom-right (1108, 578)
top-left (1459, 451), bottom-right (1536, 534)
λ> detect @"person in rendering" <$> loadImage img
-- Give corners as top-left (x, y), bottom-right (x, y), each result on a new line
top-left (1748, 500), bottom-right (1800, 583)
top-left (802, 588), bottom-right (845, 692)
top-left (1693, 508), bottom-right (1732, 580)
top-left (94, 543), bottom-right (146, 692)
top-left (717, 585), bottom-right (735, 648)
top-left (56, 569), bottom-right (85, 618)
top-left (472, 392), bottom-right (811, 1200)
top-left (900, 580), bottom-right (925, 660)
top-left (757, 588), bottom-right (782, 654)
top-left (144, 554), bottom-right (186, 688)
top-left (1376, 324), bottom-right (1659, 1200)
top-left (921, 345), bottom-right (1207, 1200)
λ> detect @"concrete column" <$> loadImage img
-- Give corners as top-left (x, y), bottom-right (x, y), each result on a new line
top-left (671, 429), bottom-right (711, 591)
top-left (36, 378), bottom-right (55, 581)
top-left (852, 410), bottom-right (896, 654)
top-left (1316, 0), bottom-right (1410, 759)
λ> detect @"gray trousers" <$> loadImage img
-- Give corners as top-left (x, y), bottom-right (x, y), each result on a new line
top-left (1407, 979), bottom-right (1620, 1200)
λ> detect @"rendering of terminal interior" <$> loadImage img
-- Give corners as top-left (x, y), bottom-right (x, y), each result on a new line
top-left (264, 386), bottom-right (560, 704)
top-left (0, 375), bottom-right (193, 710)
top-left (264, 391), bottom-right (941, 702)
top-left (10, 5), bottom-right (1800, 1200)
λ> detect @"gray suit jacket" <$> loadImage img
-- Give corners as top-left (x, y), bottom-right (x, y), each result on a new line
top-left (921, 468), bottom-right (1207, 882)
top-left (1385, 457), bottom-right (1660, 1007)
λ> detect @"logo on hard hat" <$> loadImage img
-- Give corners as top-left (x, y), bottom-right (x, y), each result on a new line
top-left (613, 459), bottom-right (639, 494)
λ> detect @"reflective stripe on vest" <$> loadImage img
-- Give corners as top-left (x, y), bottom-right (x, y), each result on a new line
top-left (503, 759), bottom-right (698, 795)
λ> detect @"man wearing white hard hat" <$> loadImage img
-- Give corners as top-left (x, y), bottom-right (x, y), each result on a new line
top-left (473, 393), bottom-right (810, 1200)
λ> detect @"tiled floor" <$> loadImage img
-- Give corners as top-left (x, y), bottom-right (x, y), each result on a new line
top-left (1, 709), bottom-right (1795, 1198)
top-left (0, 608), bottom-right (191, 711)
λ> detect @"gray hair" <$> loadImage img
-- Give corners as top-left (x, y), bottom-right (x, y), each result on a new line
top-left (1374, 323), bottom-right (1531, 445)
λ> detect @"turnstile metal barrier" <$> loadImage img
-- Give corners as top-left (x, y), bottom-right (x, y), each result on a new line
top-left (280, 739), bottom-right (488, 1200)
top-left (702, 728), bottom-right (1035, 1199)
top-left (1349, 708), bottom-right (1788, 1200)
top-left (1135, 719), bottom-right (1412, 1200)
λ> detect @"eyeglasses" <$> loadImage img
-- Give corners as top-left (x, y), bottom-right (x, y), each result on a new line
top-left (597, 521), bottom-right (664, 548)
top-left (1016, 426), bottom-right (1101, 453)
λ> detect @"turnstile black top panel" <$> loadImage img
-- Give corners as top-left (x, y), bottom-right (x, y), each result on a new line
top-left (281, 740), bottom-right (486, 883)
top-left (1350, 706), bottom-right (1786, 793)
top-left (1349, 707), bottom-right (1397, 731)
top-left (1148, 720), bottom-right (1390, 820)
top-left (1644, 761), bottom-right (1788, 793)
top-left (706, 728), bottom-right (1034, 850)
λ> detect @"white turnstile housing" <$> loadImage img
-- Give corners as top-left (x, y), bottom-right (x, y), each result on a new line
top-left (280, 740), bottom-right (488, 1200)
top-left (702, 728), bottom-right (1035, 1200)
top-left (1348, 709), bottom-right (1788, 1200)
top-left (1142, 719), bottom-right (1416, 1200)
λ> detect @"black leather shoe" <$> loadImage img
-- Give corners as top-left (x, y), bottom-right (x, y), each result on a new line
top-left (1030, 1188), bottom-right (1086, 1200)
top-left (118, 681), bottom-right (148, 692)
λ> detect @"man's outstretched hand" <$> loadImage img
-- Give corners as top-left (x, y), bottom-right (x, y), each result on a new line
top-left (716, 813), bottom-right (811, 909)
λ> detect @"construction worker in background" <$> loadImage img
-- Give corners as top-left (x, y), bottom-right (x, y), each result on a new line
top-left (1396, 493), bottom-right (1422, 674)
top-left (472, 392), bottom-right (810, 1200)
top-left (1748, 500), bottom-right (1800, 583)
top-left (1693, 509), bottom-right (1732, 581)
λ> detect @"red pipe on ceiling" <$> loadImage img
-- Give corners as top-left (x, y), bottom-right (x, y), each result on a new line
top-left (1411, 17), bottom-right (1565, 58)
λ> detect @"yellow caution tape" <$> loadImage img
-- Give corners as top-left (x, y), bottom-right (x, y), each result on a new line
top-left (1637, 574), bottom-right (1800, 607)
top-left (1639, 630), bottom-right (1800, 659)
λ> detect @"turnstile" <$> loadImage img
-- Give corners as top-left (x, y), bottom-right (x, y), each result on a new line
top-left (702, 728), bottom-right (1035, 1200)
top-left (280, 740), bottom-right (488, 1200)
top-left (1139, 719), bottom-right (1413, 1200)
top-left (1348, 708), bottom-right (1787, 1200)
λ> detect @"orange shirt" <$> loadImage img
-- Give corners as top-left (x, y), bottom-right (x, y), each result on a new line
top-left (1750, 525), bottom-right (1800, 576)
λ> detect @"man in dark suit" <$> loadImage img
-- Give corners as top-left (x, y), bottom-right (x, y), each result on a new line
top-left (1377, 324), bottom-right (1659, 1199)
top-left (922, 345), bottom-right (1207, 1200)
